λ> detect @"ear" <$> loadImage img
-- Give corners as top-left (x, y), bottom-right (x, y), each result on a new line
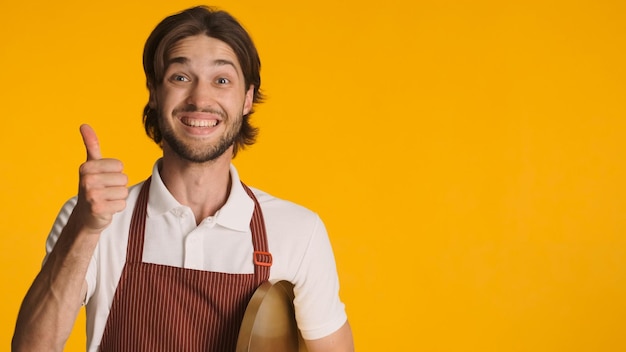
top-left (148, 83), bottom-right (157, 109)
top-left (243, 85), bottom-right (254, 115)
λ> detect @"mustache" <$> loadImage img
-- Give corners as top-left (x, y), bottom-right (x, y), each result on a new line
top-left (173, 104), bottom-right (226, 119)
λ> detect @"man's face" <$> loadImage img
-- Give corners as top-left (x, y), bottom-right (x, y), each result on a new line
top-left (152, 34), bottom-right (254, 163)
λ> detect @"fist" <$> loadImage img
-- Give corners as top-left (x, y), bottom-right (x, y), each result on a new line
top-left (75, 124), bottom-right (129, 234)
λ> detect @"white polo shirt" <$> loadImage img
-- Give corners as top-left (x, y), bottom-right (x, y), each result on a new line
top-left (44, 160), bottom-right (347, 351)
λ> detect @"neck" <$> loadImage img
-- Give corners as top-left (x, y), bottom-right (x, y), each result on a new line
top-left (159, 148), bottom-right (233, 225)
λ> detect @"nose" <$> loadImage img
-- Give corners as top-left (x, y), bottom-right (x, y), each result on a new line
top-left (186, 79), bottom-right (216, 110)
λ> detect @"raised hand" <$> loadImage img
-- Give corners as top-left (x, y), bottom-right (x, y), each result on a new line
top-left (74, 124), bottom-right (129, 234)
top-left (11, 125), bottom-right (129, 351)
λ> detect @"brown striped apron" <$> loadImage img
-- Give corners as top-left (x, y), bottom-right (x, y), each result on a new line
top-left (99, 177), bottom-right (272, 352)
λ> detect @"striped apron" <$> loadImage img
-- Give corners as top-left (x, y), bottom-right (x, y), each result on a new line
top-left (99, 177), bottom-right (272, 351)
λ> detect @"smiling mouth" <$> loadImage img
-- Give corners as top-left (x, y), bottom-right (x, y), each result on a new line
top-left (181, 117), bottom-right (219, 127)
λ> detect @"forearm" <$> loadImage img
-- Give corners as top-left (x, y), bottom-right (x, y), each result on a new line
top-left (12, 216), bottom-right (99, 352)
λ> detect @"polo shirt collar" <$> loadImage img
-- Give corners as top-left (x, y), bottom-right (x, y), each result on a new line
top-left (146, 159), bottom-right (254, 232)
top-left (215, 165), bottom-right (255, 232)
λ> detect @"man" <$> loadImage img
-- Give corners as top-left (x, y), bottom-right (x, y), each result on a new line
top-left (12, 6), bottom-right (354, 352)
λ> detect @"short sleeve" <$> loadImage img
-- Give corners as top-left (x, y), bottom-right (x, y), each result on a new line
top-left (291, 215), bottom-right (348, 340)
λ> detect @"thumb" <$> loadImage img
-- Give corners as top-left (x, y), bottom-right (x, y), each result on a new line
top-left (79, 124), bottom-right (102, 161)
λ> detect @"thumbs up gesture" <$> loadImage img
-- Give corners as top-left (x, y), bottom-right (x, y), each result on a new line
top-left (74, 124), bottom-right (129, 234)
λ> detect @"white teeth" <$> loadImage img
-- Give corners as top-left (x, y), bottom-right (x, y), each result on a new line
top-left (183, 119), bottom-right (218, 127)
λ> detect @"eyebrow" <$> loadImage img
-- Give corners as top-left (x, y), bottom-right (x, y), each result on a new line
top-left (166, 57), bottom-right (239, 73)
top-left (167, 56), bottom-right (189, 66)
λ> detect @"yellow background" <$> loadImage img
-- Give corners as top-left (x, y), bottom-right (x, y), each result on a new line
top-left (2, 0), bottom-right (625, 351)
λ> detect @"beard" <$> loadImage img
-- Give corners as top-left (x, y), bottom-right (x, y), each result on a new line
top-left (159, 106), bottom-right (243, 163)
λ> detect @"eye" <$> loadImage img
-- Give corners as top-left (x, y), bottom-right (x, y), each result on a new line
top-left (173, 75), bottom-right (190, 82)
top-left (167, 73), bottom-right (190, 83)
top-left (216, 77), bottom-right (230, 85)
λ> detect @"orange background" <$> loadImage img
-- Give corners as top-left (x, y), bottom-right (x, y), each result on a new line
top-left (2, 0), bottom-right (626, 351)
